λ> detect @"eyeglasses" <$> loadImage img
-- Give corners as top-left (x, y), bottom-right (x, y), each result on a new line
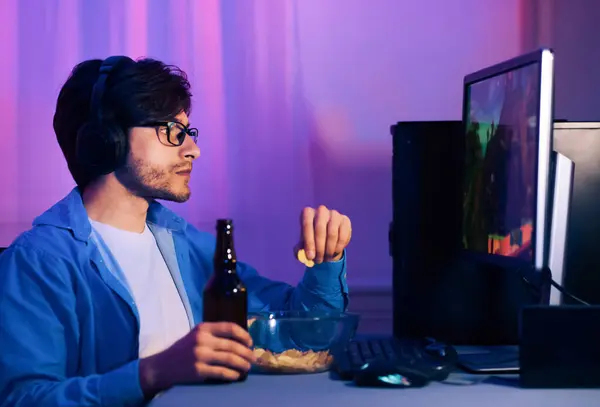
top-left (141, 121), bottom-right (199, 146)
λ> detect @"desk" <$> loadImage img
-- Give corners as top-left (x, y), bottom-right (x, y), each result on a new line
top-left (149, 372), bottom-right (600, 407)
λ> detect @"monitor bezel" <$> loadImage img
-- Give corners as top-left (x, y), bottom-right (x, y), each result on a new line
top-left (460, 48), bottom-right (555, 271)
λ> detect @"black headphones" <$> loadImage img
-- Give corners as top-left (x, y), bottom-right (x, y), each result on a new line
top-left (76, 55), bottom-right (134, 175)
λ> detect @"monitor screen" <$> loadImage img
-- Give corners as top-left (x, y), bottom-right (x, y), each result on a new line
top-left (462, 62), bottom-right (542, 262)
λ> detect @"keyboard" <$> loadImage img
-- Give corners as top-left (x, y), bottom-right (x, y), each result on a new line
top-left (332, 337), bottom-right (458, 382)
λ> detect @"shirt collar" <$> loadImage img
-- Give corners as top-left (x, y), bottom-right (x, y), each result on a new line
top-left (32, 187), bottom-right (187, 241)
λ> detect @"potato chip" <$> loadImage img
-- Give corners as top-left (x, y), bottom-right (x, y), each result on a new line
top-left (252, 347), bottom-right (333, 374)
top-left (297, 249), bottom-right (315, 268)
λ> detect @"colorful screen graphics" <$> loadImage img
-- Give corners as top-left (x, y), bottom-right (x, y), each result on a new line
top-left (462, 63), bottom-right (541, 261)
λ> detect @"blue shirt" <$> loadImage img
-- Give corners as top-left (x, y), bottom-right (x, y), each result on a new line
top-left (0, 188), bottom-right (349, 407)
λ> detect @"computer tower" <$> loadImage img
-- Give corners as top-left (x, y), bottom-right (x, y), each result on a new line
top-left (554, 122), bottom-right (600, 305)
top-left (390, 121), bottom-right (550, 346)
top-left (389, 121), bottom-right (464, 261)
top-left (390, 121), bottom-right (465, 341)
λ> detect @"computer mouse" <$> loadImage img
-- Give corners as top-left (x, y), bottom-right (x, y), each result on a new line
top-left (353, 361), bottom-right (431, 388)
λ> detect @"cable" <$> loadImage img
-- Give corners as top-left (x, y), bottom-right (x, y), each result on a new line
top-left (520, 268), bottom-right (591, 306)
top-left (550, 279), bottom-right (590, 306)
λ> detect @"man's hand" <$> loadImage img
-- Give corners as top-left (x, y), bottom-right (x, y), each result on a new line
top-left (138, 322), bottom-right (256, 399)
top-left (296, 205), bottom-right (352, 265)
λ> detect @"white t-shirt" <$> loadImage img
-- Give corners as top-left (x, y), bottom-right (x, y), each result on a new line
top-left (90, 219), bottom-right (191, 358)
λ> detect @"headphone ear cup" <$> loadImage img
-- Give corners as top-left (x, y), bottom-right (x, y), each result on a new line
top-left (103, 122), bottom-right (128, 169)
top-left (76, 121), bottom-right (124, 175)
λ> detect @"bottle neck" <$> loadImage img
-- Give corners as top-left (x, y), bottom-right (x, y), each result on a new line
top-left (214, 229), bottom-right (237, 274)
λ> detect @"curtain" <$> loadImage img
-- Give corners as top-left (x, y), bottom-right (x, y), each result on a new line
top-left (0, 0), bottom-right (524, 287)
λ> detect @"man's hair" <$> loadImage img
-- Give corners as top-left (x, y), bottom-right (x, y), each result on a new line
top-left (53, 57), bottom-right (193, 189)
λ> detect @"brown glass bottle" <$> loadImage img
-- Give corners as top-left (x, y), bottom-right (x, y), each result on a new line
top-left (203, 219), bottom-right (249, 382)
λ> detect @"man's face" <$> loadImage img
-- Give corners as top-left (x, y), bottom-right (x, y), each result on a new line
top-left (115, 112), bottom-right (200, 202)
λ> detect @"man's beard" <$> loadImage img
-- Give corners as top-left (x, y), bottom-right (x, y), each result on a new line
top-left (115, 158), bottom-right (191, 203)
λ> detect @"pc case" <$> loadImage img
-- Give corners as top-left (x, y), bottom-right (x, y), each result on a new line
top-left (553, 122), bottom-right (600, 305)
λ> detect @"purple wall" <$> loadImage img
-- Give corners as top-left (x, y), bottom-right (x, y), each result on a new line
top-left (524, 0), bottom-right (600, 121)
top-left (0, 0), bottom-right (525, 289)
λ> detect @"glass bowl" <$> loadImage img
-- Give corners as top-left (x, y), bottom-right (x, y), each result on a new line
top-left (247, 310), bottom-right (360, 374)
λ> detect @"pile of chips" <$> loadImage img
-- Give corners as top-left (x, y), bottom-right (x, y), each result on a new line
top-left (252, 347), bottom-right (333, 374)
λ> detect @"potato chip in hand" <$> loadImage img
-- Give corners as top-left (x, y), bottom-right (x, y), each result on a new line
top-left (297, 248), bottom-right (315, 268)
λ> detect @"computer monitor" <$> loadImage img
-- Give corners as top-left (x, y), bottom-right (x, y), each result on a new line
top-left (547, 149), bottom-right (574, 305)
top-left (461, 48), bottom-right (555, 272)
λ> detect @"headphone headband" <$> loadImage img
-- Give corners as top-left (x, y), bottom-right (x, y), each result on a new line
top-left (89, 56), bottom-right (132, 121)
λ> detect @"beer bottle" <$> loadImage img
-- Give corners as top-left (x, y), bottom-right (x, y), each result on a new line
top-left (203, 219), bottom-right (249, 382)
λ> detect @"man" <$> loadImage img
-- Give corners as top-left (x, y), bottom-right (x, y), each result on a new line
top-left (0, 56), bottom-right (352, 407)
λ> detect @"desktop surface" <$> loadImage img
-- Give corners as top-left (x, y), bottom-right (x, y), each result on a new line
top-left (148, 370), bottom-right (600, 407)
